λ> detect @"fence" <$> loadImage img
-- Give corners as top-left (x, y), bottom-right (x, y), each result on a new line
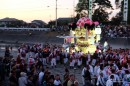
top-left (100, 37), bottom-right (130, 49)
top-left (0, 27), bottom-right (50, 31)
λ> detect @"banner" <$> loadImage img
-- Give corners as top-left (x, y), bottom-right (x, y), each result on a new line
top-left (89, 0), bottom-right (93, 20)
top-left (123, 0), bottom-right (128, 22)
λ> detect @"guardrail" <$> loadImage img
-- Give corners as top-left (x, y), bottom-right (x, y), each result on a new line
top-left (0, 27), bottom-right (50, 31)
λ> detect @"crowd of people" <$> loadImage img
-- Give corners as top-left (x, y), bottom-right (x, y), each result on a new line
top-left (51, 26), bottom-right (69, 32)
top-left (0, 43), bottom-right (79, 86)
top-left (102, 25), bottom-right (130, 38)
top-left (0, 43), bottom-right (130, 86)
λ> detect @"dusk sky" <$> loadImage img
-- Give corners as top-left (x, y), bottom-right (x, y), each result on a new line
top-left (0, 0), bottom-right (120, 23)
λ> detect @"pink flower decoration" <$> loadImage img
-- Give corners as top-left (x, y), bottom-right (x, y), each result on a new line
top-left (94, 21), bottom-right (99, 26)
top-left (77, 17), bottom-right (91, 27)
top-left (85, 20), bottom-right (93, 25)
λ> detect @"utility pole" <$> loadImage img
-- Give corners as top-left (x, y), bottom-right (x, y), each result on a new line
top-left (55, 0), bottom-right (58, 27)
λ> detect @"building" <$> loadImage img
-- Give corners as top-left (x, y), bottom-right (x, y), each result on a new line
top-left (0, 17), bottom-right (26, 27)
top-left (31, 20), bottom-right (47, 28)
top-left (57, 17), bottom-right (74, 25)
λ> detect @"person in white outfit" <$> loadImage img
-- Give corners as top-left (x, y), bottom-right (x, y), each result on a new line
top-left (69, 54), bottom-right (75, 69)
top-left (42, 57), bottom-right (47, 66)
top-left (108, 69), bottom-right (120, 85)
top-left (123, 70), bottom-right (130, 86)
top-left (97, 64), bottom-right (107, 78)
top-left (106, 75), bottom-right (114, 86)
top-left (82, 65), bottom-right (91, 86)
top-left (54, 74), bottom-right (62, 86)
top-left (77, 57), bottom-right (82, 68)
top-left (63, 51), bottom-right (68, 64)
top-left (18, 72), bottom-right (27, 86)
top-left (38, 68), bottom-right (44, 86)
top-left (86, 52), bottom-right (91, 65)
top-left (96, 72), bottom-right (106, 86)
top-left (89, 64), bottom-right (94, 75)
top-left (94, 62), bottom-right (100, 77)
top-left (64, 56), bottom-right (68, 64)
top-left (51, 54), bottom-right (56, 68)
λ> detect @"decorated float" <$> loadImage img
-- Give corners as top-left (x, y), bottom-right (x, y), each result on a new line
top-left (57, 17), bottom-right (101, 54)
top-left (70, 17), bottom-right (101, 54)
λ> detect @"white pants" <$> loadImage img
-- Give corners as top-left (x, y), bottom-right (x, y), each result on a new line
top-left (91, 59), bottom-right (96, 66)
top-left (56, 56), bottom-right (60, 61)
top-left (82, 76), bottom-right (85, 85)
top-left (42, 58), bottom-right (46, 65)
top-left (51, 58), bottom-right (56, 66)
top-left (64, 58), bottom-right (68, 64)
top-left (78, 60), bottom-right (82, 66)
top-left (70, 60), bottom-right (75, 67)
top-left (86, 59), bottom-right (90, 65)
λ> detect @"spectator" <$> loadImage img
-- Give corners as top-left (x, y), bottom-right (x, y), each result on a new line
top-left (46, 77), bottom-right (55, 86)
top-left (38, 68), bottom-right (44, 86)
top-left (4, 47), bottom-right (10, 57)
top-left (106, 75), bottom-right (114, 86)
top-left (96, 72), bottom-right (106, 86)
top-left (9, 71), bottom-right (18, 86)
top-left (54, 74), bottom-right (62, 86)
top-left (67, 74), bottom-right (75, 86)
top-left (27, 75), bottom-right (34, 86)
top-left (18, 72), bottom-right (27, 86)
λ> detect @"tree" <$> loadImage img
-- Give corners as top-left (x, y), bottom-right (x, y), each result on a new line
top-left (75, 0), bottom-right (113, 22)
top-left (48, 21), bottom-right (55, 28)
top-left (76, 0), bottom-right (89, 12)
top-left (115, 0), bottom-right (130, 24)
top-left (92, 7), bottom-right (110, 22)
top-left (76, 0), bottom-right (90, 18)
top-left (128, 0), bottom-right (130, 24)
top-left (111, 12), bottom-right (123, 25)
top-left (111, 0), bottom-right (123, 25)
top-left (94, 0), bottom-right (112, 9)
